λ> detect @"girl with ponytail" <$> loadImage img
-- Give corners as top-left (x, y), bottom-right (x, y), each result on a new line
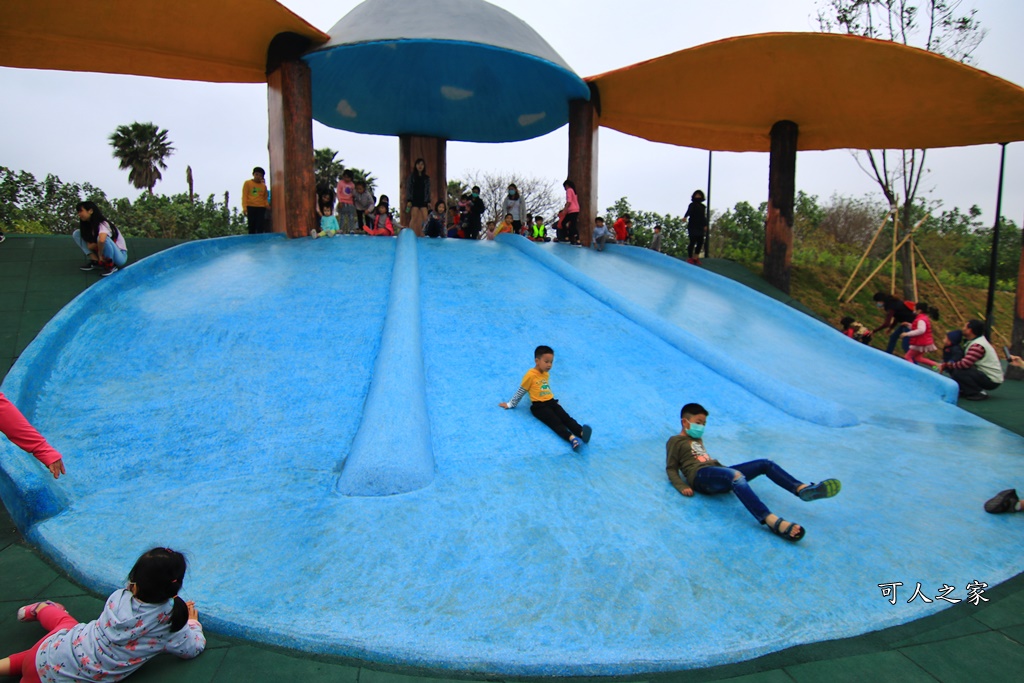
top-left (1, 547), bottom-right (205, 682)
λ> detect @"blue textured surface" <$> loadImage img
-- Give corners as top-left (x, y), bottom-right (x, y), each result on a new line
top-left (2, 234), bottom-right (1024, 676)
top-left (305, 40), bottom-right (590, 142)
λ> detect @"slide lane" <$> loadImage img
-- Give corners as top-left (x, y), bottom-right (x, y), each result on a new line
top-left (1, 235), bottom-right (394, 527)
top-left (547, 242), bottom-right (958, 414)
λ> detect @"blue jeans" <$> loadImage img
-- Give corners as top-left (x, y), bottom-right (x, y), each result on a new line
top-left (73, 230), bottom-right (128, 267)
top-left (692, 459), bottom-right (803, 523)
top-left (885, 326), bottom-right (910, 354)
top-left (338, 204), bottom-right (358, 234)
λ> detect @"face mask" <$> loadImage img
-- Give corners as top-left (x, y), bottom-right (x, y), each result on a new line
top-left (508, 190), bottom-right (515, 197)
top-left (472, 193), bottom-right (479, 198)
top-left (685, 422), bottom-right (705, 439)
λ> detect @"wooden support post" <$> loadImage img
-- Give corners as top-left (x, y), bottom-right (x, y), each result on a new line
top-left (267, 33), bottom-right (316, 239)
top-left (568, 91), bottom-right (599, 247)
top-left (399, 135), bottom-right (447, 231)
top-left (764, 120), bottom-right (798, 294)
top-left (1009, 217), bottom-right (1024, 380)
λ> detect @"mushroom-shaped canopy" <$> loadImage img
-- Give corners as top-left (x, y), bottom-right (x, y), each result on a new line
top-left (304, 0), bottom-right (590, 143)
top-left (0, 0), bottom-right (328, 83)
top-left (588, 32), bottom-right (1024, 152)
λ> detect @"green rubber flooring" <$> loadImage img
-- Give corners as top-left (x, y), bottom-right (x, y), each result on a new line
top-left (2, 234), bottom-right (1023, 682)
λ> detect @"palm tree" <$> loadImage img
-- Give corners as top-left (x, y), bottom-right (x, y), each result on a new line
top-left (109, 122), bottom-right (174, 194)
top-left (314, 148), bottom-right (347, 189)
top-left (346, 167), bottom-right (377, 192)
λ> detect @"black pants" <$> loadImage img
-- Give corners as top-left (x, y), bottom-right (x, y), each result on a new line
top-left (562, 212), bottom-right (580, 244)
top-left (949, 367), bottom-right (1001, 397)
top-left (425, 219), bottom-right (444, 238)
top-left (246, 206), bottom-right (267, 234)
top-left (687, 227), bottom-right (705, 258)
top-left (530, 399), bottom-right (582, 442)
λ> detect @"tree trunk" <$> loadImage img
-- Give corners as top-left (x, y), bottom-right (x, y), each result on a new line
top-left (764, 120), bottom-right (798, 294)
top-left (899, 202), bottom-right (916, 300)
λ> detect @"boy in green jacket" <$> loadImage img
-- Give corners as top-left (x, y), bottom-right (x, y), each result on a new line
top-left (666, 402), bottom-right (841, 542)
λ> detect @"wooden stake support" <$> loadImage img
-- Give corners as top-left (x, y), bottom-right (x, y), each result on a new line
top-left (890, 212), bottom-right (899, 296)
top-left (910, 241), bottom-right (919, 301)
top-left (837, 208), bottom-right (895, 301)
top-left (912, 241), bottom-right (966, 325)
top-left (842, 214), bottom-right (929, 303)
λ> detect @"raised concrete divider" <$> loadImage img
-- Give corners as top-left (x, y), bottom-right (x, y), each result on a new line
top-left (337, 229), bottom-right (435, 496)
top-left (498, 234), bottom-right (859, 428)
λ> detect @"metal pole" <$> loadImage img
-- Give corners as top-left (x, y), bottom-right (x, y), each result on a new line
top-left (985, 143), bottom-right (1008, 336)
top-left (705, 150), bottom-right (712, 258)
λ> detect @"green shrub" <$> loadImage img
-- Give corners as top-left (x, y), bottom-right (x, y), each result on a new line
top-left (8, 219), bottom-right (51, 234)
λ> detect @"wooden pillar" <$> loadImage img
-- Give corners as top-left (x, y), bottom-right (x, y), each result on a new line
top-left (1009, 214), bottom-right (1024, 380)
top-left (568, 92), bottom-right (599, 247)
top-left (764, 120), bottom-right (798, 293)
top-left (399, 135), bottom-right (447, 228)
top-left (267, 33), bottom-right (316, 238)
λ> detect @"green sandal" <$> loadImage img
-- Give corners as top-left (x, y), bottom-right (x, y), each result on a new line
top-left (799, 479), bottom-right (841, 502)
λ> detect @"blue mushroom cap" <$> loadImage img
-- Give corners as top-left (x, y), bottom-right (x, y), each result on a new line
top-left (303, 0), bottom-right (590, 142)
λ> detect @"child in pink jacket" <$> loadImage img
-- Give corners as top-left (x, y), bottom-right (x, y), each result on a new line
top-left (0, 392), bottom-right (64, 478)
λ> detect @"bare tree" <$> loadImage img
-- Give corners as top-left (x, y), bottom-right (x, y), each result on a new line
top-left (819, 193), bottom-right (891, 251)
top-left (460, 170), bottom-right (562, 226)
top-left (816, 0), bottom-right (986, 298)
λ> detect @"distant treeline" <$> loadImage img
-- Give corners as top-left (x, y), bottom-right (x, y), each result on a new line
top-left (608, 191), bottom-right (1021, 290)
top-left (0, 166), bottom-right (247, 240)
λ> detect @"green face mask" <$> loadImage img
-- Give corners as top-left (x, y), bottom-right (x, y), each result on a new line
top-left (686, 422), bottom-right (705, 439)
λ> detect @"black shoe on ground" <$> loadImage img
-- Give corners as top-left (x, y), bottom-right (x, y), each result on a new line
top-left (963, 391), bottom-right (989, 401)
top-left (80, 260), bottom-right (99, 271)
top-left (580, 425), bottom-right (592, 443)
top-left (984, 488), bottom-right (1019, 513)
top-left (101, 264), bottom-right (119, 277)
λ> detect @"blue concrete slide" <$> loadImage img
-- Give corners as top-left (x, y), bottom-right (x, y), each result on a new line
top-left (2, 232), bottom-right (1023, 676)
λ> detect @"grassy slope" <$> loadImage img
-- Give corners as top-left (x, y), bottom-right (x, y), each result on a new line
top-left (787, 262), bottom-right (1017, 350)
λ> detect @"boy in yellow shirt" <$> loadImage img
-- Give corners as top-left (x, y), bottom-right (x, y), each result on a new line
top-left (500, 345), bottom-right (591, 451)
top-left (241, 166), bottom-right (269, 234)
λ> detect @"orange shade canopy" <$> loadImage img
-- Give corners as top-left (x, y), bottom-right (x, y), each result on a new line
top-left (0, 0), bottom-right (328, 83)
top-left (588, 32), bottom-right (1024, 152)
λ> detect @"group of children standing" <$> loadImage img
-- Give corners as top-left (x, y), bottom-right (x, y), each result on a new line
top-left (313, 169), bottom-right (394, 238)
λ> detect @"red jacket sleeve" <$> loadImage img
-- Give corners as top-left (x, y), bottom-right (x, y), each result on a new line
top-left (0, 392), bottom-right (63, 466)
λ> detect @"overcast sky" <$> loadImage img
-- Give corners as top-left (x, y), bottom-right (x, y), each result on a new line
top-left (1, 0), bottom-right (1021, 225)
